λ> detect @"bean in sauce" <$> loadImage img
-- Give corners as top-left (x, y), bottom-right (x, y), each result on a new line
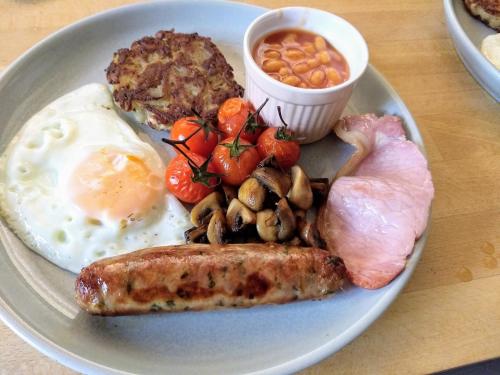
top-left (253, 29), bottom-right (350, 89)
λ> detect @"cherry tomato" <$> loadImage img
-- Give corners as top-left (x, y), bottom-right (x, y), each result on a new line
top-left (212, 137), bottom-right (261, 186)
top-left (170, 116), bottom-right (219, 157)
top-left (257, 127), bottom-right (301, 169)
top-left (217, 98), bottom-right (264, 143)
top-left (165, 152), bottom-right (219, 204)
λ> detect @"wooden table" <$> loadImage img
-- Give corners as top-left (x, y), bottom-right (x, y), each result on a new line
top-left (0, 0), bottom-right (499, 373)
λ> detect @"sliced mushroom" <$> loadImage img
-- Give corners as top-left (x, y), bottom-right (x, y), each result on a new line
top-left (184, 224), bottom-right (208, 244)
top-left (190, 192), bottom-right (224, 226)
top-left (238, 177), bottom-right (266, 211)
top-left (252, 167), bottom-right (291, 198)
top-left (221, 185), bottom-right (238, 206)
top-left (207, 209), bottom-right (228, 244)
top-left (226, 198), bottom-right (256, 232)
top-left (298, 221), bottom-right (325, 248)
top-left (275, 198), bottom-right (296, 241)
top-left (294, 209), bottom-right (306, 222)
top-left (310, 178), bottom-right (330, 205)
top-left (256, 209), bottom-right (279, 242)
top-left (287, 165), bottom-right (313, 210)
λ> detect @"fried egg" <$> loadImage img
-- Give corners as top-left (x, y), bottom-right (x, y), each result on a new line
top-left (0, 83), bottom-right (190, 273)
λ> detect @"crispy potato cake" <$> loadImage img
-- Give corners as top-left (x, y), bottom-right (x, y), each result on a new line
top-left (464, 0), bottom-right (500, 31)
top-left (106, 30), bottom-right (243, 130)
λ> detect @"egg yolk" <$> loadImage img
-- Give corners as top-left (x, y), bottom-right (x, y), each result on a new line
top-left (68, 149), bottom-right (164, 220)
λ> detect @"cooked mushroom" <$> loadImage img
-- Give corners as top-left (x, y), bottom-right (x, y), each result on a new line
top-left (226, 198), bottom-right (256, 232)
top-left (231, 228), bottom-right (262, 244)
top-left (284, 236), bottom-right (302, 246)
top-left (190, 192), bottom-right (224, 226)
top-left (256, 209), bottom-right (279, 242)
top-left (310, 178), bottom-right (329, 205)
top-left (238, 177), bottom-right (266, 211)
top-left (207, 209), bottom-right (228, 244)
top-left (275, 198), bottom-right (296, 241)
top-left (221, 185), bottom-right (238, 205)
top-left (298, 221), bottom-right (325, 248)
top-left (294, 209), bottom-right (306, 222)
top-left (287, 165), bottom-right (313, 210)
top-left (184, 224), bottom-right (208, 244)
top-left (252, 167), bottom-right (291, 198)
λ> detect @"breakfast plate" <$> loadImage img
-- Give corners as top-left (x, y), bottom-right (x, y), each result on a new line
top-left (0, 1), bottom-right (430, 374)
top-left (444, 0), bottom-right (500, 101)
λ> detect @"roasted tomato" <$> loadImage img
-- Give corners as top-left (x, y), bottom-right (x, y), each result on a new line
top-left (217, 98), bottom-right (265, 143)
top-left (212, 136), bottom-right (261, 186)
top-left (257, 127), bottom-right (301, 169)
top-left (170, 116), bottom-right (219, 157)
top-left (165, 152), bottom-right (220, 204)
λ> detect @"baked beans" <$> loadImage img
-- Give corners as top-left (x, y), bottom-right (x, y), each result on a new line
top-left (253, 28), bottom-right (350, 89)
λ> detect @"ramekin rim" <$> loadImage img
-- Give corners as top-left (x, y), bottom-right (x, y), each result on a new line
top-left (243, 6), bottom-right (369, 95)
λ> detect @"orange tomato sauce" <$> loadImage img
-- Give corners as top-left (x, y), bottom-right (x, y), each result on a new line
top-left (253, 28), bottom-right (350, 89)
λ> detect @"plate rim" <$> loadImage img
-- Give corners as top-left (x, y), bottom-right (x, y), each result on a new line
top-left (0, 1), bottom-right (430, 374)
top-left (443, 0), bottom-right (500, 101)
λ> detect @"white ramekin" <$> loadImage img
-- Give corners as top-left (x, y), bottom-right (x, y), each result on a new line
top-left (243, 7), bottom-right (369, 144)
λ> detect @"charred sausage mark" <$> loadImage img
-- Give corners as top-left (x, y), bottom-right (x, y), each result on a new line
top-left (244, 273), bottom-right (270, 299)
top-left (176, 281), bottom-right (215, 299)
top-left (131, 286), bottom-right (170, 303)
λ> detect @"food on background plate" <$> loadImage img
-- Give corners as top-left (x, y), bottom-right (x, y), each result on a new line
top-left (0, 84), bottom-right (191, 273)
top-left (252, 28), bottom-right (349, 88)
top-left (106, 30), bottom-right (243, 131)
top-left (318, 114), bottom-right (434, 289)
top-left (464, 0), bottom-right (500, 31)
top-left (481, 33), bottom-right (500, 69)
top-left (75, 243), bottom-right (345, 315)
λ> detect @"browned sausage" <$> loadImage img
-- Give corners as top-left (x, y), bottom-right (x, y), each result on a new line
top-left (75, 243), bottom-right (345, 315)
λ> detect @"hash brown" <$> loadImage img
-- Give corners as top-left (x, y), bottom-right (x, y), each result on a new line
top-left (106, 30), bottom-right (243, 130)
top-left (464, 0), bottom-right (500, 31)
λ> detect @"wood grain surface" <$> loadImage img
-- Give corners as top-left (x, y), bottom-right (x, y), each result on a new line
top-left (0, 0), bottom-right (499, 374)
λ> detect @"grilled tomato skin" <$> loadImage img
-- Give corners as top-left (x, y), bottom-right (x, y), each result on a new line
top-left (171, 116), bottom-right (219, 157)
top-left (212, 137), bottom-right (261, 186)
top-left (165, 153), bottom-right (217, 204)
top-left (217, 98), bottom-right (263, 143)
top-left (256, 127), bottom-right (301, 169)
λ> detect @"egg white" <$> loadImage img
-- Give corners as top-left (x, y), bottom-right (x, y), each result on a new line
top-left (0, 83), bottom-right (191, 273)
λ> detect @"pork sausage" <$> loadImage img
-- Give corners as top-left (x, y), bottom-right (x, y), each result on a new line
top-left (75, 243), bottom-right (345, 315)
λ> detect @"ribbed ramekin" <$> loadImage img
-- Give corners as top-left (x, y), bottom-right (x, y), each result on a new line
top-left (243, 7), bottom-right (369, 144)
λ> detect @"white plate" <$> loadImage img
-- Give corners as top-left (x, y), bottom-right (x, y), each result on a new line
top-left (0, 1), bottom-right (430, 374)
top-left (444, 0), bottom-right (500, 101)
